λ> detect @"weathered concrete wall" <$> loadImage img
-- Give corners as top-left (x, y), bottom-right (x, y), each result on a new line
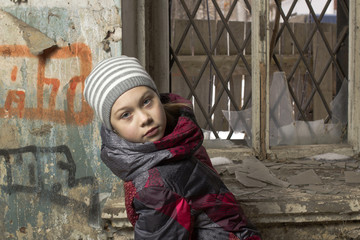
top-left (0, 0), bottom-right (123, 239)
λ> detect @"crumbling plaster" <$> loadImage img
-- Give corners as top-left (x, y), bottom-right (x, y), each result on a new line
top-left (0, 0), bottom-right (125, 239)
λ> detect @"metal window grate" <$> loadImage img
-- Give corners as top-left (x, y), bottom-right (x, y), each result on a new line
top-left (271, 0), bottom-right (348, 122)
top-left (170, 0), bottom-right (252, 140)
top-left (268, 0), bottom-right (348, 145)
top-left (169, 0), bottom-right (348, 144)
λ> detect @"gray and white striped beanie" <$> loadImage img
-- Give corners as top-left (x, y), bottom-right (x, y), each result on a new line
top-left (83, 56), bottom-right (158, 130)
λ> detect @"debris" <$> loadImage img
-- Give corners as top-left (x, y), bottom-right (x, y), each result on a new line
top-left (345, 228), bottom-right (360, 239)
top-left (210, 157), bottom-right (233, 166)
top-left (345, 171), bottom-right (360, 184)
top-left (203, 139), bottom-right (236, 148)
top-left (303, 185), bottom-right (339, 194)
top-left (248, 168), bottom-right (290, 187)
top-left (235, 172), bottom-right (267, 188)
top-left (230, 188), bottom-right (264, 197)
top-left (213, 165), bottom-right (228, 175)
top-left (228, 157), bottom-right (270, 174)
top-left (287, 169), bottom-right (323, 185)
top-left (334, 162), bottom-right (346, 168)
top-left (223, 157), bottom-right (289, 188)
top-left (346, 162), bottom-right (359, 169)
top-left (267, 164), bottom-right (282, 170)
top-left (226, 164), bottom-right (240, 174)
top-left (309, 153), bottom-right (350, 161)
top-left (292, 159), bottom-right (321, 165)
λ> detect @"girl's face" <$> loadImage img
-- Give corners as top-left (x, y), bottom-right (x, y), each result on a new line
top-left (110, 86), bottom-right (167, 143)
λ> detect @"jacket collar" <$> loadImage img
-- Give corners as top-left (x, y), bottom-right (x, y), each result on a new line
top-left (100, 108), bottom-right (203, 181)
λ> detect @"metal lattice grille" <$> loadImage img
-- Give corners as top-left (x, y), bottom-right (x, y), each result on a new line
top-left (271, 0), bottom-right (348, 120)
top-left (169, 0), bottom-right (348, 145)
top-left (269, 0), bottom-right (348, 145)
top-left (170, 0), bottom-right (252, 140)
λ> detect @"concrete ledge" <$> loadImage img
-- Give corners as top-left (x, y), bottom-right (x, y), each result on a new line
top-left (215, 154), bottom-right (360, 239)
top-left (205, 144), bottom-right (355, 160)
top-left (240, 190), bottom-right (360, 223)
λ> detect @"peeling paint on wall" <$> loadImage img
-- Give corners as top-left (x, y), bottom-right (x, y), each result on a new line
top-left (0, 0), bottom-right (123, 239)
top-left (1, 10), bottom-right (56, 55)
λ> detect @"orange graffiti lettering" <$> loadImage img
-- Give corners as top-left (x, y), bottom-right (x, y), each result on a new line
top-left (4, 90), bottom-right (25, 118)
top-left (44, 78), bottom-right (60, 109)
top-left (11, 66), bottom-right (17, 81)
top-left (0, 43), bottom-right (94, 126)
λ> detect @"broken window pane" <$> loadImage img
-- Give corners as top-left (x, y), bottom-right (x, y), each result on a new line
top-left (223, 72), bottom-right (347, 147)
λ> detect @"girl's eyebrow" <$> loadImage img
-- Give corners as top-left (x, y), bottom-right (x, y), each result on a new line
top-left (112, 106), bottom-right (130, 117)
top-left (112, 101), bottom-right (135, 116)
top-left (139, 90), bottom-right (155, 102)
top-left (142, 89), bottom-right (154, 97)
top-left (112, 89), bottom-right (154, 116)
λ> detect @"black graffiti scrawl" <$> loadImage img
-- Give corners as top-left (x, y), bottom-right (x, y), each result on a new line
top-left (0, 145), bottom-right (100, 226)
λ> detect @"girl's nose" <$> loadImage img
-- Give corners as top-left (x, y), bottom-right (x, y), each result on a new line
top-left (139, 110), bottom-right (153, 127)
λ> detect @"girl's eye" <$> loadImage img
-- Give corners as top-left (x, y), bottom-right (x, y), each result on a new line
top-left (120, 112), bottom-right (131, 119)
top-left (144, 98), bottom-right (151, 106)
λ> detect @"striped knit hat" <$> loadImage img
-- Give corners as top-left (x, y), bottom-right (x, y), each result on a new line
top-left (83, 56), bottom-right (158, 130)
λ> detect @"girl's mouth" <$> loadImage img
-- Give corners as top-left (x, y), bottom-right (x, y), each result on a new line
top-left (144, 127), bottom-right (159, 137)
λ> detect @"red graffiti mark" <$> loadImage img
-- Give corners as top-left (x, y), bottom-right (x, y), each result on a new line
top-left (0, 43), bottom-right (94, 126)
top-left (11, 66), bottom-right (17, 81)
top-left (44, 78), bottom-right (60, 109)
top-left (4, 90), bottom-right (25, 118)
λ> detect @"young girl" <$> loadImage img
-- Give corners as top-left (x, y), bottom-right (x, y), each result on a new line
top-left (84, 56), bottom-right (261, 240)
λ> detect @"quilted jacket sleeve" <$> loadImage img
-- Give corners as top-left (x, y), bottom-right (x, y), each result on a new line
top-left (123, 146), bottom-right (215, 228)
top-left (132, 186), bottom-right (192, 240)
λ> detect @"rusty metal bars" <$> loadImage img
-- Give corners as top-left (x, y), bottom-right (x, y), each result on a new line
top-left (170, 0), bottom-right (253, 139)
top-left (272, 0), bottom-right (348, 123)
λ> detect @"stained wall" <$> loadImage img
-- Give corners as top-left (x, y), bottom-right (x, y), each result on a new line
top-left (0, 0), bottom-right (123, 239)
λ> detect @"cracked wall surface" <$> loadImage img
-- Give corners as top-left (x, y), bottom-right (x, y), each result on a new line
top-left (0, 0), bottom-right (125, 239)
